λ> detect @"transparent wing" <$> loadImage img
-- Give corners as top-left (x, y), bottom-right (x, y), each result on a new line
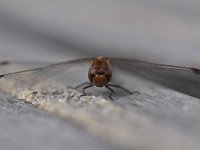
top-left (110, 57), bottom-right (200, 99)
top-left (0, 60), bottom-right (52, 74)
top-left (0, 58), bottom-right (93, 93)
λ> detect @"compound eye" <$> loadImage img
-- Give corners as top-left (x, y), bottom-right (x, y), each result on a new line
top-left (88, 73), bottom-right (95, 83)
top-left (106, 74), bottom-right (112, 82)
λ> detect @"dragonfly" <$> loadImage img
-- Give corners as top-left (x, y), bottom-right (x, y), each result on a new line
top-left (0, 56), bottom-right (200, 100)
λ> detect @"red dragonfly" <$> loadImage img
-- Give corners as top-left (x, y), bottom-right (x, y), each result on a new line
top-left (0, 56), bottom-right (200, 100)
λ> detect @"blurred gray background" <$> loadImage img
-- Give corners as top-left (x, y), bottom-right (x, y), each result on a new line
top-left (0, 0), bottom-right (200, 150)
top-left (0, 0), bottom-right (200, 66)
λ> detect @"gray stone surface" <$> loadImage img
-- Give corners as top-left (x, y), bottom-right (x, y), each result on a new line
top-left (0, 93), bottom-right (118, 150)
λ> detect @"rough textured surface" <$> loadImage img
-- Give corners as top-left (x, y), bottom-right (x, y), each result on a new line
top-left (0, 63), bottom-right (200, 150)
top-left (0, 93), bottom-right (119, 150)
top-left (12, 87), bottom-right (200, 150)
top-left (0, 0), bottom-right (200, 150)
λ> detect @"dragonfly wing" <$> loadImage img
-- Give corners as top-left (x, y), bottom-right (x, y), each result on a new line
top-left (110, 57), bottom-right (200, 99)
top-left (0, 58), bottom-right (93, 92)
top-left (0, 60), bottom-right (52, 74)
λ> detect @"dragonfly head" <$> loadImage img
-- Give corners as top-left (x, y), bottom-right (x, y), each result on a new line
top-left (88, 57), bottom-right (112, 87)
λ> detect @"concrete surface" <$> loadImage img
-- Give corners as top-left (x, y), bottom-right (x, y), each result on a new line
top-left (0, 93), bottom-right (118, 150)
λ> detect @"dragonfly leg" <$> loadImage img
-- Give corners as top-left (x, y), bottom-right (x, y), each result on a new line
top-left (80, 84), bottom-right (93, 97)
top-left (73, 82), bottom-right (91, 89)
top-left (105, 85), bottom-right (114, 101)
top-left (106, 83), bottom-right (137, 95)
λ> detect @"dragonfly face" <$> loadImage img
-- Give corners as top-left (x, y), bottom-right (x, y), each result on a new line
top-left (88, 57), bottom-right (112, 87)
